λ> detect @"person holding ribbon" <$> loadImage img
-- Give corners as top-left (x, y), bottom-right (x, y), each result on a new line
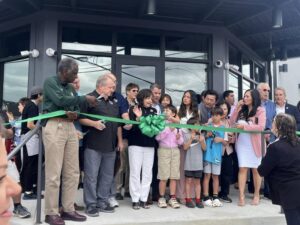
top-left (42, 58), bottom-right (97, 225)
top-left (128, 89), bottom-right (157, 210)
top-left (230, 89), bottom-right (266, 207)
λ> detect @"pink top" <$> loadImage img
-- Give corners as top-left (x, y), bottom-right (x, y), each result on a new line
top-left (230, 106), bottom-right (266, 157)
top-left (156, 127), bottom-right (184, 148)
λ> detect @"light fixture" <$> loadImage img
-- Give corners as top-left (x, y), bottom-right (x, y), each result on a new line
top-left (45, 48), bottom-right (57, 57)
top-left (20, 49), bottom-right (39, 58)
top-left (147, 0), bottom-right (156, 15)
top-left (272, 6), bottom-right (283, 28)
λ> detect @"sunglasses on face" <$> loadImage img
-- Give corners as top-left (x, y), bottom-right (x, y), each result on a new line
top-left (131, 89), bottom-right (139, 92)
top-left (263, 89), bottom-right (270, 92)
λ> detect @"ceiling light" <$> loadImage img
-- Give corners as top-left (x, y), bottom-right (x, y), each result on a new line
top-left (147, 0), bottom-right (156, 15)
top-left (272, 6), bottom-right (283, 28)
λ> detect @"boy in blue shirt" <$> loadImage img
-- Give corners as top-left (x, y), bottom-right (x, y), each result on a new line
top-left (202, 107), bottom-right (228, 207)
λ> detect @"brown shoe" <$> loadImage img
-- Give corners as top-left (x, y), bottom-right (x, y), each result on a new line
top-left (61, 211), bottom-right (87, 222)
top-left (45, 215), bottom-right (65, 225)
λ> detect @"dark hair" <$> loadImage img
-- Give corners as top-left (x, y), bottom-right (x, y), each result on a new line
top-left (222, 90), bottom-right (234, 100)
top-left (31, 94), bottom-right (41, 100)
top-left (165, 104), bottom-right (177, 116)
top-left (178, 90), bottom-right (199, 120)
top-left (126, 83), bottom-right (139, 93)
top-left (203, 89), bottom-right (219, 102)
top-left (238, 89), bottom-right (261, 121)
top-left (18, 97), bottom-right (30, 106)
top-left (211, 106), bottom-right (224, 116)
top-left (58, 58), bottom-right (78, 75)
top-left (136, 89), bottom-right (152, 107)
top-left (297, 101), bottom-right (300, 112)
top-left (216, 100), bottom-right (231, 117)
top-left (159, 94), bottom-right (173, 106)
top-left (187, 117), bottom-right (199, 126)
top-left (275, 113), bottom-right (299, 146)
top-left (150, 83), bottom-right (161, 90)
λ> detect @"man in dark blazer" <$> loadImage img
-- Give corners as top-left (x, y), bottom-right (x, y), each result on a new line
top-left (275, 87), bottom-right (300, 131)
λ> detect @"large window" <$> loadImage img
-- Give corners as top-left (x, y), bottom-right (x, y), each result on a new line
top-left (117, 33), bottom-right (160, 57)
top-left (165, 34), bottom-right (209, 60)
top-left (2, 59), bottom-right (29, 116)
top-left (228, 72), bottom-right (239, 100)
top-left (165, 62), bottom-right (207, 107)
top-left (62, 54), bottom-right (111, 94)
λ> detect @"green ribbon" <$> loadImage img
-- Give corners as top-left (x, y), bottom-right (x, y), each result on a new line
top-left (139, 115), bottom-right (166, 137)
top-left (4, 110), bottom-right (300, 136)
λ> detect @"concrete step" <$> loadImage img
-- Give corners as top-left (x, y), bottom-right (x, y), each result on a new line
top-left (11, 189), bottom-right (286, 225)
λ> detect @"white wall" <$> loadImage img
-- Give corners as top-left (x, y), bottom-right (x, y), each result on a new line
top-left (277, 57), bottom-right (300, 105)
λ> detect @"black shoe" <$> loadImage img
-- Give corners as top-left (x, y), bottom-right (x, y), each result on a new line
top-left (219, 195), bottom-right (232, 203)
top-left (196, 201), bottom-right (204, 208)
top-left (186, 201), bottom-right (195, 208)
top-left (124, 192), bottom-right (131, 198)
top-left (85, 207), bottom-right (99, 217)
top-left (264, 193), bottom-right (271, 200)
top-left (139, 201), bottom-right (150, 209)
top-left (97, 204), bottom-right (115, 213)
top-left (23, 192), bottom-right (37, 200)
top-left (115, 193), bottom-right (124, 200)
top-left (132, 202), bottom-right (140, 210)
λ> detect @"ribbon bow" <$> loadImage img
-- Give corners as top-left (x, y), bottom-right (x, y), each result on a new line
top-left (139, 115), bottom-right (166, 137)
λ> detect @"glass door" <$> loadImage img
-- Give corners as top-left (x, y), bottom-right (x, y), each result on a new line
top-left (115, 56), bottom-right (163, 96)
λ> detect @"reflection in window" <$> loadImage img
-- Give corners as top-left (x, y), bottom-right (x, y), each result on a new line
top-left (165, 35), bottom-right (209, 60)
top-left (62, 42), bottom-right (111, 53)
top-left (121, 65), bottom-right (155, 96)
top-left (254, 64), bottom-right (264, 82)
top-left (242, 58), bottom-right (251, 78)
top-left (165, 62), bottom-right (207, 107)
top-left (62, 26), bottom-right (112, 53)
top-left (228, 72), bottom-right (239, 101)
top-left (117, 33), bottom-right (160, 57)
top-left (62, 54), bottom-right (111, 95)
top-left (3, 59), bottom-right (29, 116)
top-left (242, 79), bottom-right (251, 95)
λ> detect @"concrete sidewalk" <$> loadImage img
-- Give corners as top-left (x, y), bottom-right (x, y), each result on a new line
top-left (11, 188), bottom-right (286, 225)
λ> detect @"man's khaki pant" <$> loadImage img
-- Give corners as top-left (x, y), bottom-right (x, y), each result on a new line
top-left (43, 119), bottom-right (79, 215)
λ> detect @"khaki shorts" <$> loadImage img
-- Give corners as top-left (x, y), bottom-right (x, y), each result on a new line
top-left (157, 147), bottom-right (180, 180)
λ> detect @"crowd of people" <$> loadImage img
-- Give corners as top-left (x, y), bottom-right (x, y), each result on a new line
top-left (1, 57), bottom-right (300, 225)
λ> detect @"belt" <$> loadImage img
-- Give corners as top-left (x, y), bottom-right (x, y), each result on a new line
top-left (49, 117), bottom-right (74, 122)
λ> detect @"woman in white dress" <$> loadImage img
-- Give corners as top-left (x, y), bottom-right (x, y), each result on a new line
top-left (230, 89), bottom-right (266, 206)
top-left (176, 90), bottom-right (200, 203)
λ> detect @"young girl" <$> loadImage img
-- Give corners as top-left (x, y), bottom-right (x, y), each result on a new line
top-left (177, 90), bottom-right (200, 204)
top-left (183, 117), bottom-right (206, 208)
top-left (128, 89), bottom-right (157, 210)
top-left (156, 105), bottom-right (183, 208)
top-left (217, 100), bottom-right (234, 203)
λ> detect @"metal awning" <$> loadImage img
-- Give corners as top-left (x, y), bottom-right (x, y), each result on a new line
top-left (0, 0), bottom-right (299, 60)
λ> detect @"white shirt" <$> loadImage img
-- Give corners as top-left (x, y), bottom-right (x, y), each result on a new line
top-left (276, 104), bottom-right (285, 115)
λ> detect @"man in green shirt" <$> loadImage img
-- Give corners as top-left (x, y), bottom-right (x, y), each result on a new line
top-left (42, 58), bottom-right (96, 225)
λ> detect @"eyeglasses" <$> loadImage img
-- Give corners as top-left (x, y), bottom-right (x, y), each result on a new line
top-left (263, 89), bottom-right (270, 92)
top-left (131, 89), bottom-right (139, 92)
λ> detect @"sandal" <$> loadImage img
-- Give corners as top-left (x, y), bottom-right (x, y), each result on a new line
top-left (132, 202), bottom-right (140, 210)
top-left (238, 196), bottom-right (245, 207)
top-left (140, 201), bottom-right (150, 209)
top-left (251, 196), bottom-right (260, 206)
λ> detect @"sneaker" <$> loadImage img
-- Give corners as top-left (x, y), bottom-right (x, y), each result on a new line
top-left (185, 201), bottom-right (195, 208)
top-left (158, 197), bottom-right (167, 208)
top-left (196, 201), bottom-right (204, 208)
top-left (203, 198), bottom-right (213, 207)
top-left (13, 205), bottom-right (31, 218)
top-left (219, 195), bottom-right (232, 203)
top-left (22, 192), bottom-right (37, 200)
top-left (168, 198), bottom-right (180, 209)
top-left (115, 193), bottom-right (124, 200)
top-left (108, 197), bottom-right (119, 208)
top-left (212, 198), bottom-right (223, 207)
top-left (97, 203), bottom-right (115, 213)
top-left (85, 207), bottom-right (99, 217)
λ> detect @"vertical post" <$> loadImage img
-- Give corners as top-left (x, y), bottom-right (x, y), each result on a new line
top-left (36, 124), bottom-right (43, 224)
